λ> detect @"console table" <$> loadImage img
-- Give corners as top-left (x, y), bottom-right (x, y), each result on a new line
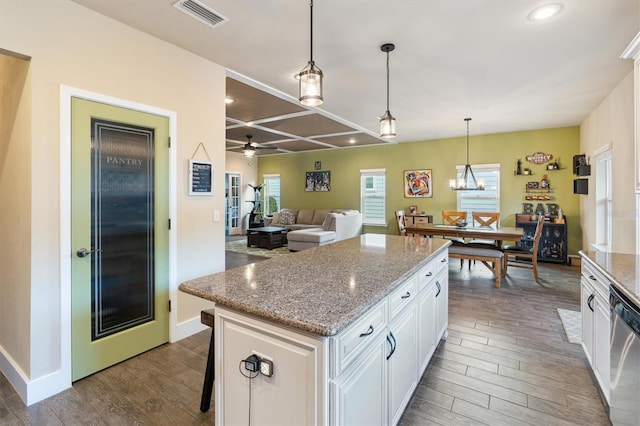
top-left (516, 220), bottom-right (567, 264)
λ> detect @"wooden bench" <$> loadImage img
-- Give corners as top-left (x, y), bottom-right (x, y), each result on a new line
top-left (200, 308), bottom-right (215, 413)
top-left (448, 246), bottom-right (503, 288)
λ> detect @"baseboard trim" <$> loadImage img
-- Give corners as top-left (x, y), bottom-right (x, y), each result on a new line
top-left (1, 319), bottom-right (206, 407)
top-left (0, 343), bottom-right (71, 406)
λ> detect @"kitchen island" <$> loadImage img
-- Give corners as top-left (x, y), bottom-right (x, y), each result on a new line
top-left (180, 234), bottom-right (450, 425)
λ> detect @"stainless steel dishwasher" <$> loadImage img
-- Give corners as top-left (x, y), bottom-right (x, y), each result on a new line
top-left (610, 285), bottom-right (640, 425)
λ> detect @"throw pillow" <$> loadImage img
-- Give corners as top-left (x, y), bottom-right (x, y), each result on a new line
top-left (270, 212), bottom-right (281, 225)
top-left (296, 209), bottom-right (315, 225)
top-left (312, 209), bottom-right (332, 225)
top-left (279, 210), bottom-right (296, 225)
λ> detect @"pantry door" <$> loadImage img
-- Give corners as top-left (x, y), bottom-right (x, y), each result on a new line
top-left (70, 98), bottom-right (169, 381)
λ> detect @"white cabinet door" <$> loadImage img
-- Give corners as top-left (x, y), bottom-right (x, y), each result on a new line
top-left (581, 278), bottom-right (595, 365)
top-left (388, 304), bottom-right (418, 425)
top-left (594, 294), bottom-right (611, 403)
top-left (435, 270), bottom-right (448, 341)
top-left (418, 282), bottom-right (437, 375)
top-left (332, 335), bottom-right (388, 426)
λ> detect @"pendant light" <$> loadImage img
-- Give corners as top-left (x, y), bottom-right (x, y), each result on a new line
top-left (449, 118), bottom-right (485, 190)
top-left (298, 0), bottom-right (323, 106)
top-left (379, 43), bottom-right (396, 138)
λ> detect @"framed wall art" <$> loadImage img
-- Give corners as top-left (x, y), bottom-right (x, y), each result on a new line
top-left (404, 169), bottom-right (432, 198)
top-left (305, 171), bottom-right (331, 192)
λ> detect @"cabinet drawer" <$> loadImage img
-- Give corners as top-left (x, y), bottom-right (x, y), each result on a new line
top-left (413, 216), bottom-right (432, 224)
top-left (389, 276), bottom-right (417, 320)
top-left (582, 260), bottom-right (610, 298)
top-left (435, 249), bottom-right (449, 273)
top-left (332, 300), bottom-right (387, 375)
top-left (417, 260), bottom-right (437, 292)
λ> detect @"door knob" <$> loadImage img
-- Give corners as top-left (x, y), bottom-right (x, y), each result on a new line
top-left (76, 248), bottom-right (102, 258)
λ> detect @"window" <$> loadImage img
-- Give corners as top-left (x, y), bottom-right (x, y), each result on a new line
top-left (455, 163), bottom-right (500, 221)
top-left (594, 146), bottom-right (612, 250)
top-left (360, 169), bottom-right (386, 226)
top-left (263, 174), bottom-right (281, 215)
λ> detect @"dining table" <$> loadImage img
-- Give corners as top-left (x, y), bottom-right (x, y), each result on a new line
top-left (405, 223), bottom-right (524, 248)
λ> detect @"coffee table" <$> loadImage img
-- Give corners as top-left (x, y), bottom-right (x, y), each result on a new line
top-left (246, 226), bottom-right (289, 250)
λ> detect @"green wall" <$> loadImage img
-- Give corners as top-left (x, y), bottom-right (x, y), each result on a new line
top-left (258, 126), bottom-right (582, 255)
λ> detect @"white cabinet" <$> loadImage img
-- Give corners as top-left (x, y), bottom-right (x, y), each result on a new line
top-left (580, 257), bottom-right (610, 403)
top-left (418, 280), bottom-right (437, 373)
top-left (332, 334), bottom-right (388, 426)
top-left (580, 279), bottom-right (594, 364)
top-left (388, 284), bottom-right (418, 425)
top-left (332, 251), bottom-right (448, 425)
top-left (435, 271), bottom-right (448, 341)
top-left (435, 250), bottom-right (449, 341)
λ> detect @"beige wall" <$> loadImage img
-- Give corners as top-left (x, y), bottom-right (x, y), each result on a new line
top-left (0, 0), bottom-right (226, 398)
top-left (580, 70), bottom-right (636, 254)
top-left (0, 52), bottom-right (32, 373)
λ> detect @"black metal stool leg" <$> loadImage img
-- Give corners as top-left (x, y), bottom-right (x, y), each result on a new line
top-left (200, 328), bottom-right (215, 413)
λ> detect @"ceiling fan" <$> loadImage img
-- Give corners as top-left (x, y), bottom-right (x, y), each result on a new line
top-left (242, 135), bottom-right (278, 157)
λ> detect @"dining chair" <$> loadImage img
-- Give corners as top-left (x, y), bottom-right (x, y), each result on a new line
top-left (441, 211), bottom-right (467, 268)
top-left (502, 215), bottom-right (544, 283)
top-left (472, 212), bottom-right (500, 229)
top-left (465, 212), bottom-right (501, 268)
top-left (442, 210), bottom-right (468, 226)
top-left (395, 210), bottom-right (407, 236)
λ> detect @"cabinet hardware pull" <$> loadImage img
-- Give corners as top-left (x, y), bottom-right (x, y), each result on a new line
top-left (425, 271), bottom-right (433, 277)
top-left (435, 281), bottom-right (441, 297)
top-left (440, 258), bottom-right (447, 263)
top-left (359, 325), bottom-right (374, 337)
top-left (589, 275), bottom-right (597, 281)
top-left (587, 294), bottom-right (594, 312)
top-left (401, 292), bottom-right (411, 299)
top-left (386, 332), bottom-right (397, 360)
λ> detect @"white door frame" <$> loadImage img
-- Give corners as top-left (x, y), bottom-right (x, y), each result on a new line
top-left (59, 86), bottom-right (177, 391)
top-left (225, 171), bottom-right (243, 235)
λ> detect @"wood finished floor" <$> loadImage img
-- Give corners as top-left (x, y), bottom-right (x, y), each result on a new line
top-left (0, 253), bottom-right (611, 425)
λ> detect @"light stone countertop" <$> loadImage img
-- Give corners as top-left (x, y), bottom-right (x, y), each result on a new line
top-left (180, 234), bottom-right (451, 336)
top-left (580, 250), bottom-right (640, 307)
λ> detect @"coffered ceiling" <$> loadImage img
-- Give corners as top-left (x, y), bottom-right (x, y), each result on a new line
top-left (70, 0), bottom-right (639, 156)
top-left (224, 75), bottom-right (387, 156)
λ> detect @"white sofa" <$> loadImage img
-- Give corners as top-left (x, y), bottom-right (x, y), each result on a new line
top-left (265, 209), bottom-right (362, 251)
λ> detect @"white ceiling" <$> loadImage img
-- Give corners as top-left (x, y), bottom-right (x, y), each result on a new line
top-left (70, 0), bottom-right (639, 144)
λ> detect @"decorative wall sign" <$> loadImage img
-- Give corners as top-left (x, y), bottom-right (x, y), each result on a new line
top-left (526, 152), bottom-right (553, 165)
top-left (404, 169), bottom-right (432, 198)
top-left (189, 159), bottom-right (213, 195)
top-left (305, 171), bottom-right (331, 191)
top-left (314, 161), bottom-right (322, 170)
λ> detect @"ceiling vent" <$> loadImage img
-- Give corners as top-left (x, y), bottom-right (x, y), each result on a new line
top-left (173, 0), bottom-right (228, 29)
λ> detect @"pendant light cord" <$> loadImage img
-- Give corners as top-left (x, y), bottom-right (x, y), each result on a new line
top-left (309, 0), bottom-right (314, 63)
top-left (386, 50), bottom-right (390, 112)
top-left (466, 118), bottom-right (470, 165)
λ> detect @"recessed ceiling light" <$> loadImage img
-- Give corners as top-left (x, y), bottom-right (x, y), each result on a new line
top-left (349, 138), bottom-right (356, 144)
top-left (528, 3), bottom-right (563, 21)
top-left (224, 97), bottom-right (235, 104)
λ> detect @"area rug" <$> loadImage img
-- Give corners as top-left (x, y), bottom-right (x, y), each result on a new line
top-left (557, 308), bottom-right (582, 344)
top-left (225, 238), bottom-right (292, 259)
